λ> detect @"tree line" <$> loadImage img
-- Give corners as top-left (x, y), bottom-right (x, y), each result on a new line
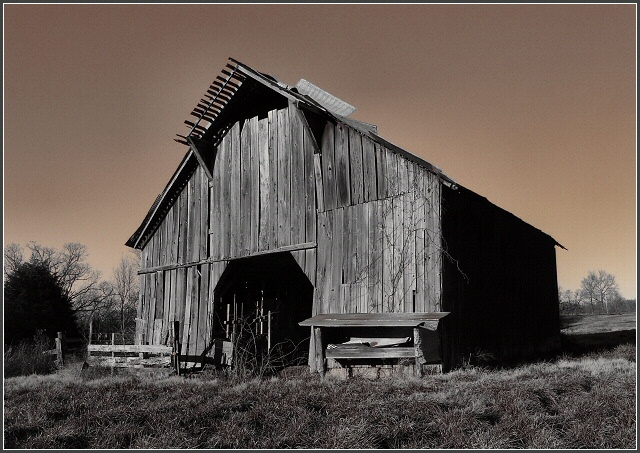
top-left (3, 242), bottom-right (139, 345)
top-left (558, 269), bottom-right (635, 315)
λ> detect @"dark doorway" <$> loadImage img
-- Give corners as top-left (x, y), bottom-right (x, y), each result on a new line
top-left (211, 252), bottom-right (313, 368)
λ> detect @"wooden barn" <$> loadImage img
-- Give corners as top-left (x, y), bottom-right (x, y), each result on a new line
top-left (126, 58), bottom-right (563, 373)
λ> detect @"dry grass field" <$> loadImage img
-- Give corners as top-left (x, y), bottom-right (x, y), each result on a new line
top-left (4, 340), bottom-right (636, 449)
top-left (560, 313), bottom-right (636, 354)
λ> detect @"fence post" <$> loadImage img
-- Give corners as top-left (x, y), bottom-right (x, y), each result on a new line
top-left (173, 321), bottom-right (180, 376)
top-left (111, 333), bottom-right (116, 374)
top-left (267, 311), bottom-right (271, 351)
top-left (56, 331), bottom-right (64, 368)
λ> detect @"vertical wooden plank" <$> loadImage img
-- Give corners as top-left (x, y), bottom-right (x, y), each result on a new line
top-left (398, 156), bottom-right (410, 194)
top-left (186, 176), bottom-right (197, 263)
top-left (155, 229), bottom-right (161, 271)
top-left (277, 108), bottom-right (291, 248)
top-left (331, 208), bottom-right (343, 313)
top-left (250, 116), bottom-right (260, 254)
top-left (175, 192), bottom-right (184, 264)
top-left (181, 267), bottom-right (193, 355)
top-left (434, 175), bottom-right (442, 310)
top-left (375, 143), bottom-right (387, 200)
top-left (303, 119), bottom-right (317, 242)
top-left (316, 211), bottom-right (332, 314)
top-left (268, 110), bottom-right (279, 250)
top-left (313, 153), bottom-right (325, 212)
top-left (362, 137), bottom-right (377, 202)
top-left (162, 270), bottom-right (171, 342)
top-left (206, 263), bottom-right (217, 354)
top-left (158, 213), bottom-right (166, 267)
top-left (144, 274), bottom-right (153, 343)
top-left (423, 172), bottom-right (435, 312)
top-left (141, 245), bottom-right (149, 272)
top-left (200, 168), bottom-right (209, 260)
top-left (414, 176), bottom-right (427, 312)
top-left (240, 117), bottom-right (252, 257)
top-left (166, 204), bottom-right (174, 264)
top-left (340, 284), bottom-right (350, 314)
top-left (403, 191), bottom-right (417, 313)
top-left (321, 122), bottom-right (337, 210)
top-left (174, 201), bottom-right (181, 263)
top-left (147, 272), bottom-right (156, 343)
top-left (136, 271), bottom-right (146, 344)
top-left (342, 206), bottom-right (353, 285)
top-left (370, 200), bottom-right (383, 313)
top-left (184, 177), bottom-right (193, 263)
top-left (219, 130), bottom-right (231, 260)
top-left (187, 267), bottom-right (200, 357)
top-left (230, 121), bottom-right (242, 258)
top-left (169, 269), bottom-right (177, 323)
top-left (145, 236), bottom-right (153, 268)
top-left (173, 193), bottom-right (182, 263)
top-left (209, 186), bottom-right (217, 260)
top-left (210, 141), bottom-right (221, 260)
top-left (393, 195), bottom-right (404, 312)
top-left (175, 268), bottom-right (186, 344)
top-left (196, 264), bottom-right (210, 356)
top-left (137, 274), bottom-right (147, 344)
top-left (334, 123), bottom-right (351, 208)
top-left (354, 203), bottom-right (365, 312)
top-left (164, 207), bottom-right (170, 266)
top-left (155, 272), bottom-right (164, 337)
top-left (362, 202), bottom-right (371, 313)
top-left (290, 104), bottom-right (304, 246)
top-left (315, 213), bottom-right (326, 314)
top-left (382, 198), bottom-right (394, 313)
top-left (149, 234), bottom-right (157, 268)
top-left (258, 116), bottom-right (271, 251)
top-left (348, 128), bottom-right (364, 205)
top-left (387, 149), bottom-right (399, 197)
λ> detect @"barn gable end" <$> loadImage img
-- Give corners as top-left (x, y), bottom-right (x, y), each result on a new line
top-left (127, 58), bottom-right (562, 372)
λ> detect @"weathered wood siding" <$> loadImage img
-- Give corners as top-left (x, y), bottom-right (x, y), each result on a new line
top-left (314, 121), bottom-right (443, 315)
top-left (441, 185), bottom-right (561, 369)
top-left (136, 104), bottom-right (317, 355)
top-left (208, 105), bottom-right (317, 282)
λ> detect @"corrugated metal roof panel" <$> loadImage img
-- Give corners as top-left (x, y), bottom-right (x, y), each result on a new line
top-left (295, 78), bottom-right (357, 117)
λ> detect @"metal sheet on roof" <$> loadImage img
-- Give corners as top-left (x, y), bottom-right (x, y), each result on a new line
top-left (295, 79), bottom-right (357, 117)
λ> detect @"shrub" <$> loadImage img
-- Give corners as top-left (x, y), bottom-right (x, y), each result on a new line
top-left (4, 332), bottom-right (57, 378)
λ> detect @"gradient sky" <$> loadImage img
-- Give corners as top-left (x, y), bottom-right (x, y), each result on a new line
top-left (3, 4), bottom-right (636, 298)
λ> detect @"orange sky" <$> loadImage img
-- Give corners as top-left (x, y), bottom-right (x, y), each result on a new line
top-left (3, 4), bottom-right (636, 298)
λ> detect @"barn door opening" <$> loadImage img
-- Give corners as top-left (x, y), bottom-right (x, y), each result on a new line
top-left (211, 252), bottom-right (313, 369)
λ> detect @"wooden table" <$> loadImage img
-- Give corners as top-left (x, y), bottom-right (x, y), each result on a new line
top-left (299, 312), bottom-right (450, 376)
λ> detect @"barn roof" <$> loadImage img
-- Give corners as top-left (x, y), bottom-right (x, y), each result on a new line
top-left (126, 58), bottom-right (563, 250)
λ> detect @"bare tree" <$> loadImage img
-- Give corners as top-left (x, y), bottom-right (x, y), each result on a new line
top-left (558, 286), bottom-right (581, 314)
top-left (112, 253), bottom-right (140, 335)
top-left (3, 243), bottom-right (24, 277)
top-left (580, 270), bottom-right (621, 314)
top-left (4, 242), bottom-right (102, 312)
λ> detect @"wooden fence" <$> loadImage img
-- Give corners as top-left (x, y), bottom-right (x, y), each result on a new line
top-left (86, 321), bottom-right (181, 374)
top-left (43, 331), bottom-right (85, 368)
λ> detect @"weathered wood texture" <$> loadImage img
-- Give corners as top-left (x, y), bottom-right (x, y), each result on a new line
top-left (440, 184), bottom-right (561, 370)
top-left (209, 105), bottom-right (317, 262)
top-left (314, 138), bottom-right (442, 315)
top-left (137, 105), bottom-right (318, 357)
